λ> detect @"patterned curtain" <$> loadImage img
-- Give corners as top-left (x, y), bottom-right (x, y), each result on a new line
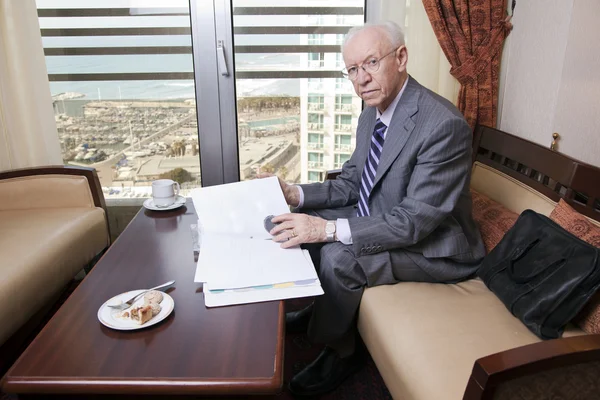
top-left (422, 0), bottom-right (513, 130)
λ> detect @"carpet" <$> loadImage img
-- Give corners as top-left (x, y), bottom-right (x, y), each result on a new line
top-left (274, 299), bottom-right (393, 400)
top-left (1, 295), bottom-right (391, 400)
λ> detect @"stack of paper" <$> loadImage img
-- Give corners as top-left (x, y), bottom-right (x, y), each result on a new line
top-left (190, 177), bottom-right (323, 307)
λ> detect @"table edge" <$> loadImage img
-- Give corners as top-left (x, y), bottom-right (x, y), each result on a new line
top-left (2, 301), bottom-right (285, 396)
top-left (2, 377), bottom-right (279, 395)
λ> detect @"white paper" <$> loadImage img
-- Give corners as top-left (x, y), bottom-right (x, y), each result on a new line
top-left (191, 177), bottom-right (321, 293)
top-left (191, 176), bottom-right (289, 236)
top-left (198, 233), bottom-right (317, 290)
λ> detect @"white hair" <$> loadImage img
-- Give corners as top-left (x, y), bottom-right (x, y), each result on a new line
top-left (341, 21), bottom-right (405, 53)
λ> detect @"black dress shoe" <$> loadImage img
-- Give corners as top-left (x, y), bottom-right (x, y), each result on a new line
top-left (286, 303), bottom-right (313, 334)
top-left (288, 346), bottom-right (366, 397)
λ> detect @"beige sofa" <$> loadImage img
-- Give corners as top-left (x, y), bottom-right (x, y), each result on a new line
top-left (356, 127), bottom-right (600, 399)
top-left (0, 166), bottom-right (110, 361)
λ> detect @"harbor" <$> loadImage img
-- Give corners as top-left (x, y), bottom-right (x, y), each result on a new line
top-left (54, 95), bottom-right (301, 197)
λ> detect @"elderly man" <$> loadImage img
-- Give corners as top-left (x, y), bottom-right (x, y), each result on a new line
top-left (269, 21), bottom-right (485, 396)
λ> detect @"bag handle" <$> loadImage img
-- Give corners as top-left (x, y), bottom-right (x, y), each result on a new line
top-left (479, 238), bottom-right (539, 284)
top-left (507, 239), bottom-right (567, 284)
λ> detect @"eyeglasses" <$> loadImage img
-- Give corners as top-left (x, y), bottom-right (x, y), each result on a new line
top-left (341, 47), bottom-right (399, 81)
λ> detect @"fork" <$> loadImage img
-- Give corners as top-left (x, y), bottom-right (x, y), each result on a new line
top-left (107, 280), bottom-right (175, 310)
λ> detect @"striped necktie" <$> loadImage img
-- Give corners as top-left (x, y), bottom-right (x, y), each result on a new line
top-left (358, 119), bottom-right (387, 217)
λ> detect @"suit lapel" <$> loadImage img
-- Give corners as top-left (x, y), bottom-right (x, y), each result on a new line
top-left (372, 76), bottom-right (420, 189)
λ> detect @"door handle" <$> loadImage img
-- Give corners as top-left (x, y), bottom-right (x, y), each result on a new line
top-left (217, 40), bottom-right (229, 77)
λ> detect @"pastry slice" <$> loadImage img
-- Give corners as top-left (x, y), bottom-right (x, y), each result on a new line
top-left (130, 305), bottom-right (153, 325)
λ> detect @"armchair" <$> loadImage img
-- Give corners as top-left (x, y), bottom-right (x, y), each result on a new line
top-left (0, 165), bottom-right (110, 373)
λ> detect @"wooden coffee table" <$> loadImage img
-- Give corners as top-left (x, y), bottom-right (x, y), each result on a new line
top-left (2, 200), bottom-right (284, 398)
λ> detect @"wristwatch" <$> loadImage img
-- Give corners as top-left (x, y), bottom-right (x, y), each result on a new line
top-left (325, 220), bottom-right (337, 242)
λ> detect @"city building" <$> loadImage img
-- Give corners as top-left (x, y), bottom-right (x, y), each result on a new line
top-left (300, 18), bottom-right (362, 183)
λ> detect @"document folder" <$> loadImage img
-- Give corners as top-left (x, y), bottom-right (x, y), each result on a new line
top-left (191, 177), bottom-right (323, 307)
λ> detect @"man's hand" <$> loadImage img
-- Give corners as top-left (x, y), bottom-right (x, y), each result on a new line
top-left (270, 213), bottom-right (327, 249)
top-left (257, 173), bottom-right (300, 207)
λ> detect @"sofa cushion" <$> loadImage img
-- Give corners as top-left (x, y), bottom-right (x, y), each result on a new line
top-left (549, 199), bottom-right (600, 334)
top-left (0, 208), bottom-right (109, 345)
top-left (358, 279), bottom-right (585, 400)
top-left (471, 189), bottom-right (519, 252)
top-left (549, 199), bottom-right (600, 246)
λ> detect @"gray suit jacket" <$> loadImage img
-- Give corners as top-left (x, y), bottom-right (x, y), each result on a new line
top-left (300, 76), bottom-right (485, 282)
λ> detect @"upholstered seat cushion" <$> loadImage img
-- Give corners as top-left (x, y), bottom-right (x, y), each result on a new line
top-left (0, 208), bottom-right (108, 345)
top-left (358, 279), bottom-right (586, 400)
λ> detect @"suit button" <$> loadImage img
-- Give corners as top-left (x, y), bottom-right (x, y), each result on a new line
top-left (376, 246), bottom-right (382, 251)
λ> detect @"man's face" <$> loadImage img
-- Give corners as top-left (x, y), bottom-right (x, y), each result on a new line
top-left (343, 27), bottom-right (407, 112)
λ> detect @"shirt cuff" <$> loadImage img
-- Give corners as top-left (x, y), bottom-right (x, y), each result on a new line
top-left (295, 185), bottom-right (304, 208)
top-left (335, 218), bottom-right (353, 245)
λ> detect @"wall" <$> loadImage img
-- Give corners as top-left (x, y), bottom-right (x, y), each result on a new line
top-left (498, 0), bottom-right (600, 167)
top-left (551, 0), bottom-right (600, 167)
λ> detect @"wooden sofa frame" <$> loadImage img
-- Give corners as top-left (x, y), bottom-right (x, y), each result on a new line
top-left (462, 125), bottom-right (600, 399)
top-left (0, 165), bottom-right (110, 377)
top-left (326, 125), bottom-right (600, 399)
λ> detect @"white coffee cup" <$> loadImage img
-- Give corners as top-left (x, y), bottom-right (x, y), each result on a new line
top-left (152, 179), bottom-right (180, 207)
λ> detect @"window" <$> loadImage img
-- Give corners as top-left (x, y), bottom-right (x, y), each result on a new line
top-left (308, 34), bottom-right (324, 45)
top-left (308, 171), bottom-right (324, 182)
top-left (308, 52), bottom-right (325, 68)
top-left (334, 153), bottom-right (351, 168)
top-left (308, 152), bottom-right (324, 168)
top-left (38, 1), bottom-right (366, 191)
top-left (334, 114), bottom-right (352, 131)
top-left (336, 34), bottom-right (345, 45)
top-left (335, 95), bottom-right (353, 112)
top-left (232, 3), bottom-right (365, 183)
top-left (308, 113), bottom-right (324, 131)
top-left (335, 134), bottom-right (352, 151)
top-left (308, 94), bottom-right (324, 111)
top-left (308, 133), bottom-right (324, 149)
top-left (37, 0), bottom-right (201, 198)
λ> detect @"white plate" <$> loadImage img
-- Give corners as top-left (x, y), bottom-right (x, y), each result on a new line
top-left (97, 290), bottom-right (175, 331)
top-left (143, 195), bottom-right (186, 211)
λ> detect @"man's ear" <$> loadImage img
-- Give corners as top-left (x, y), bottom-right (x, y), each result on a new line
top-left (397, 46), bottom-right (408, 70)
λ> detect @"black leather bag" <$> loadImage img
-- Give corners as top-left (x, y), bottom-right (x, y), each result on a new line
top-left (477, 209), bottom-right (600, 339)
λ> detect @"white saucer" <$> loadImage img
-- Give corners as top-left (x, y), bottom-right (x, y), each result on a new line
top-left (143, 195), bottom-right (186, 211)
top-left (97, 290), bottom-right (175, 331)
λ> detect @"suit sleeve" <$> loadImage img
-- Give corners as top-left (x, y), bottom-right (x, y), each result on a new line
top-left (347, 116), bottom-right (472, 254)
